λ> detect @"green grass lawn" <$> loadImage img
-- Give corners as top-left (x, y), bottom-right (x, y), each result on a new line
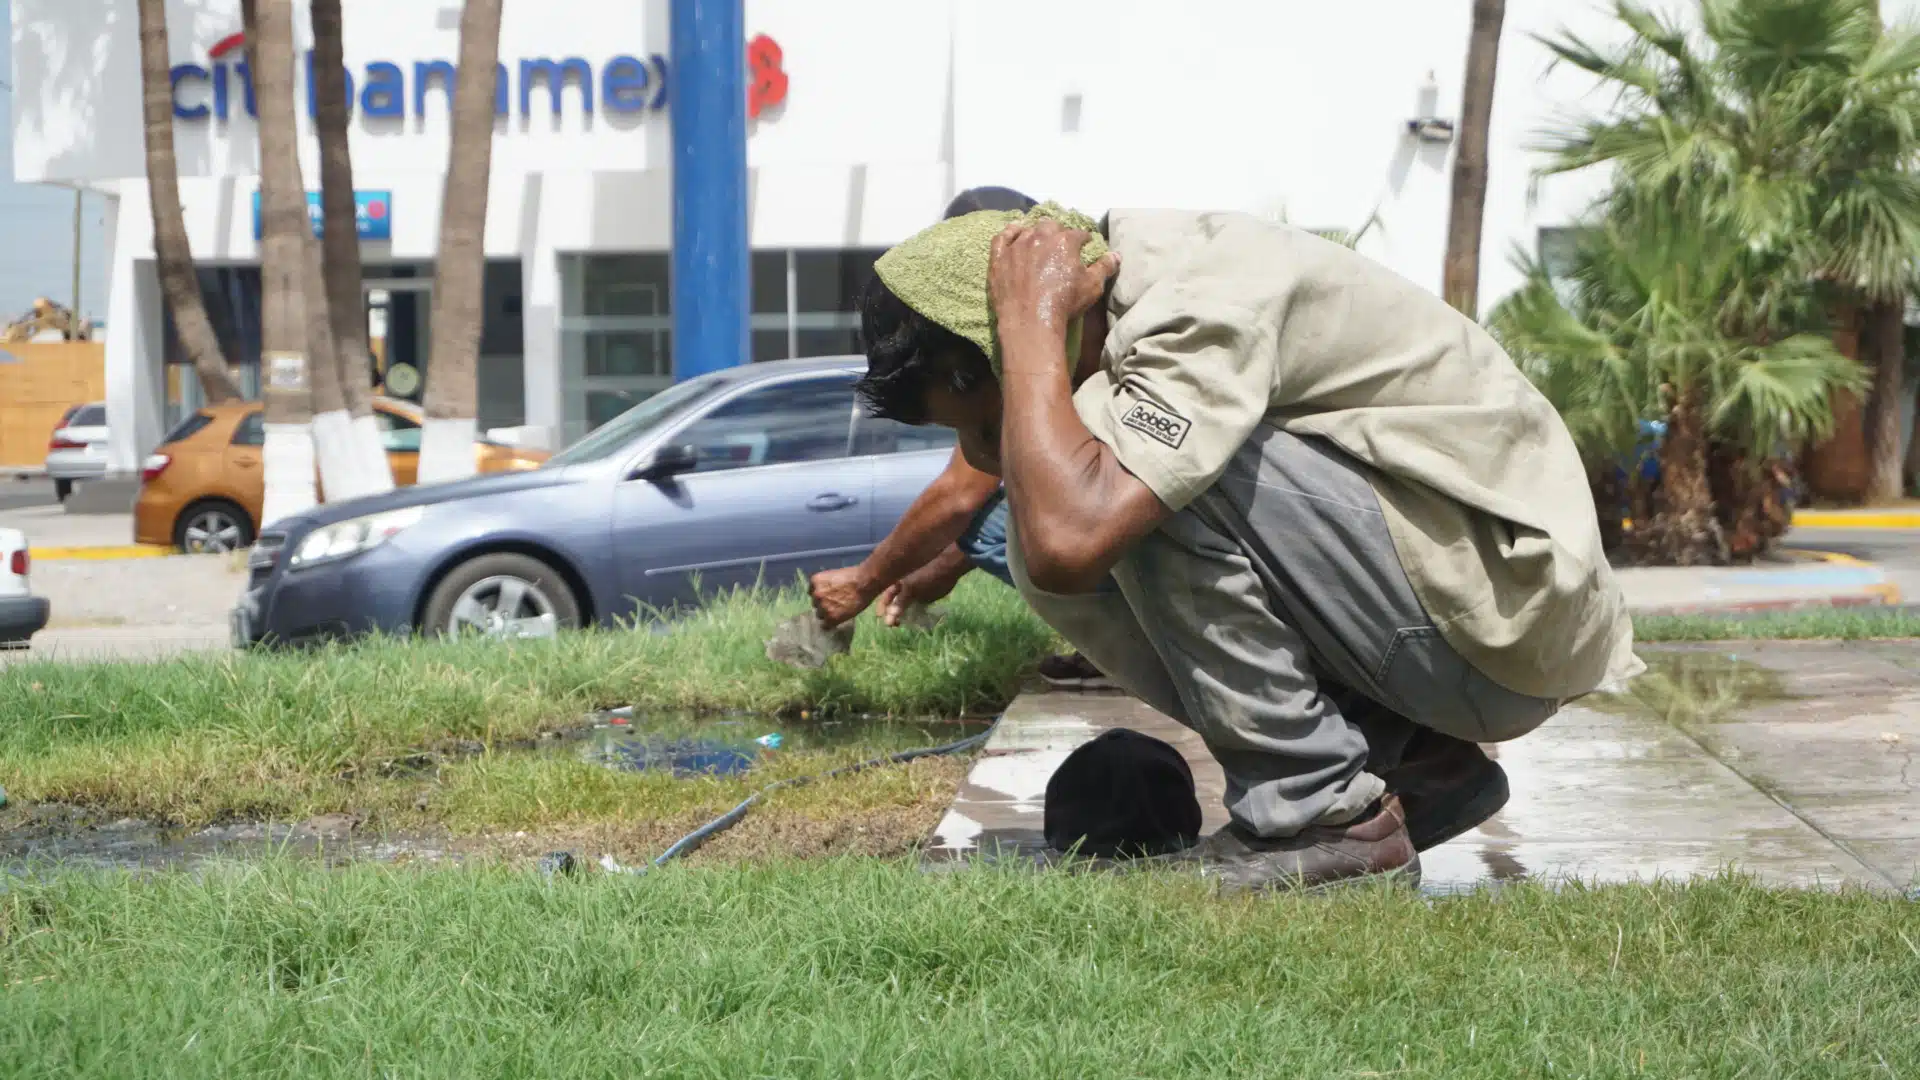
top-left (1, 861), bottom-right (1914, 1078)
top-left (2, 577), bottom-right (1915, 833)
top-left (1632, 606), bottom-right (1920, 641)
top-left (0, 577), bottom-right (1051, 829)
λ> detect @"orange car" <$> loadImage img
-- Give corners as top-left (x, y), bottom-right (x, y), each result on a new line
top-left (135, 399), bottom-right (549, 552)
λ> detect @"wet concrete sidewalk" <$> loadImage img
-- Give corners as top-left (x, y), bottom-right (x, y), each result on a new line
top-left (931, 641), bottom-right (1920, 893)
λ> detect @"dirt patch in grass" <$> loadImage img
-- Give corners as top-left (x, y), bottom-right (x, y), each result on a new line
top-left (0, 749), bottom-right (974, 871)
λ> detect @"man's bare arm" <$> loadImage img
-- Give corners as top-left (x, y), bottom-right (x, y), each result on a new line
top-left (990, 222), bottom-right (1170, 594)
top-left (861, 445), bottom-right (999, 587)
top-left (809, 445), bottom-right (999, 625)
top-left (997, 335), bottom-right (1169, 594)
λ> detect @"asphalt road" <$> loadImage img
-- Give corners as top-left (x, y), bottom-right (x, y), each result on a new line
top-left (1782, 525), bottom-right (1920, 601)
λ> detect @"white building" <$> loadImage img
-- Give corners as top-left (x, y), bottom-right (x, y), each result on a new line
top-left (12, 0), bottom-right (1635, 474)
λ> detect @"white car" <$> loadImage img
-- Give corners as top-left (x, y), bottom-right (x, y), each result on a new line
top-left (44, 401), bottom-right (109, 500)
top-left (0, 528), bottom-right (49, 648)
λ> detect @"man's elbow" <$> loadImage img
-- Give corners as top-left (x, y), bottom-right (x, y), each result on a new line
top-left (1022, 536), bottom-right (1111, 595)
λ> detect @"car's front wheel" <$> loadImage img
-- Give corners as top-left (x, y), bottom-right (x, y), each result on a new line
top-left (174, 499), bottom-right (254, 554)
top-left (422, 552), bottom-right (582, 640)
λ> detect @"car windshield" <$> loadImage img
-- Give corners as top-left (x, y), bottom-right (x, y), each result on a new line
top-left (545, 375), bottom-right (727, 467)
top-left (69, 405), bottom-right (106, 427)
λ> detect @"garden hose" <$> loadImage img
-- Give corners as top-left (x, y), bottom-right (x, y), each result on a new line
top-left (542, 716), bottom-right (1002, 878)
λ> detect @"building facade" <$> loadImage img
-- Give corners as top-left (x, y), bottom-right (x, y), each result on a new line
top-left (13, 0), bottom-right (1643, 473)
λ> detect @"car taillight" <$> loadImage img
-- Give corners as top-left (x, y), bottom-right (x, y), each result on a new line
top-left (141, 453), bottom-right (172, 483)
top-left (48, 436), bottom-right (84, 451)
top-left (7, 549), bottom-right (25, 577)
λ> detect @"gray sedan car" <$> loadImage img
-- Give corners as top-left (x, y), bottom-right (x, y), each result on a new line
top-left (231, 357), bottom-right (957, 646)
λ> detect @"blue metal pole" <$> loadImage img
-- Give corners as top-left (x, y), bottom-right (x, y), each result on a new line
top-left (669, 0), bottom-right (749, 381)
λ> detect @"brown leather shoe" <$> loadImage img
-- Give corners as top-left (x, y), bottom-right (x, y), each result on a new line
top-left (1191, 794), bottom-right (1419, 894)
top-left (1382, 731), bottom-right (1509, 851)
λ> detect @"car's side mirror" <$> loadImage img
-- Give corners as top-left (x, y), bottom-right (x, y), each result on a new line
top-left (629, 443), bottom-right (699, 482)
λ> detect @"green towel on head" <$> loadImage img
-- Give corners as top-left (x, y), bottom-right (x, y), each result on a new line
top-left (873, 201), bottom-right (1108, 375)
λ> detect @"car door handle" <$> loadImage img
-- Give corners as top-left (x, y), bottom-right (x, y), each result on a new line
top-left (807, 493), bottom-right (859, 512)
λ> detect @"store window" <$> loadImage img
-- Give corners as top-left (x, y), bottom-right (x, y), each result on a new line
top-left (558, 248), bottom-right (885, 444)
top-left (163, 261), bottom-right (525, 433)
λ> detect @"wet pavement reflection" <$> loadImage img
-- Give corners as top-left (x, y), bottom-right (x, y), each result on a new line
top-left (935, 642), bottom-right (1920, 895)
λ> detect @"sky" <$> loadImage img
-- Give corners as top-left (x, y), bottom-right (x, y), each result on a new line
top-left (0, 0), bottom-right (110, 326)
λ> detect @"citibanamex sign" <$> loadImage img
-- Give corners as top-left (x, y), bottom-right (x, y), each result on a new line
top-left (171, 31), bottom-right (789, 123)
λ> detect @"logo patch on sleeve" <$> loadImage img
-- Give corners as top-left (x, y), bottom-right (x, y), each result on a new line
top-left (1120, 400), bottom-right (1191, 449)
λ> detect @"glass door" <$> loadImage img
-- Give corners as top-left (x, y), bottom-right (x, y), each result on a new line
top-left (364, 277), bottom-right (432, 403)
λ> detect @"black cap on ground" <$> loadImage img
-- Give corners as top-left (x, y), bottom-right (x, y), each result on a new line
top-left (1044, 728), bottom-right (1203, 858)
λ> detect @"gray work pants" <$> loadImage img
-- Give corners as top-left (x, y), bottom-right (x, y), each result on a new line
top-left (1010, 425), bottom-right (1560, 838)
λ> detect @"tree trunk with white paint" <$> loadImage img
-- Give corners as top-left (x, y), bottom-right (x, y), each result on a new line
top-left (250, 0), bottom-right (318, 528)
top-left (310, 0), bottom-right (393, 498)
top-left (418, 0), bottom-right (503, 484)
top-left (138, 0), bottom-right (243, 405)
top-left (305, 230), bottom-right (370, 503)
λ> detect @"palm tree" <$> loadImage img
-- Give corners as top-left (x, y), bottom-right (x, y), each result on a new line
top-left (1443, 0), bottom-right (1506, 316)
top-left (249, 0), bottom-right (318, 527)
top-left (303, 229), bottom-right (362, 502)
top-left (136, 0), bottom-right (241, 404)
top-left (419, 0), bottom-right (505, 484)
top-left (309, 0), bottom-right (393, 497)
top-left (1535, 0), bottom-right (1920, 504)
top-left (1490, 201), bottom-right (1865, 564)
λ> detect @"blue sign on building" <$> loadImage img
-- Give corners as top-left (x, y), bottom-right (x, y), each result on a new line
top-left (250, 190), bottom-right (392, 241)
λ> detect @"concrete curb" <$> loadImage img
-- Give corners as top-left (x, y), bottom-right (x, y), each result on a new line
top-left (1629, 546), bottom-right (1902, 616)
top-left (29, 544), bottom-right (174, 562)
top-left (1792, 510), bottom-right (1920, 529)
top-left (1633, 593), bottom-right (1897, 618)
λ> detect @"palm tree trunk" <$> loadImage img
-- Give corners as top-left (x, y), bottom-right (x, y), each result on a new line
top-left (249, 0), bottom-right (318, 528)
top-left (1590, 464), bottom-right (1624, 555)
top-left (1804, 301), bottom-right (1871, 503)
top-left (137, 0), bottom-right (241, 405)
top-left (1638, 389), bottom-right (1726, 566)
top-left (419, 0), bottom-right (504, 484)
top-left (1905, 377), bottom-right (1920, 496)
top-left (303, 230), bottom-right (362, 503)
top-left (310, 0), bottom-right (393, 498)
top-left (1442, 0), bottom-right (1504, 316)
top-left (1863, 298), bottom-right (1906, 504)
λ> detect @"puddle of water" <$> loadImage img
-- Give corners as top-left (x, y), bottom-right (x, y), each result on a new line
top-left (555, 710), bottom-right (989, 778)
top-left (1594, 651), bottom-right (1791, 727)
top-left (1, 806), bottom-right (455, 876)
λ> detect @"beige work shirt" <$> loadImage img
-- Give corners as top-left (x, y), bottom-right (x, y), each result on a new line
top-left (1072, 209), bottom-right (1643, 700)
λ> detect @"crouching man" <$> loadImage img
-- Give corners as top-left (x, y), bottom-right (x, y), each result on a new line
top-left (855, 206), bottom-right (1642, 891)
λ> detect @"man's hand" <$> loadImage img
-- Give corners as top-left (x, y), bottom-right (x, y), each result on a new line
top-left (877, 544), bottom-right (971, 626)
top-left (989, 220), bottom-right (1119, 366)
top-left (808, 566), bottom-right (877, 628)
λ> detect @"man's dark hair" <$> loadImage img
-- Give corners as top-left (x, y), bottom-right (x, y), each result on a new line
top-left (943, 185), bottom-right (1037, 218)
top-left (856, 276), bottom-right (993, 424)
top-left (855, 186), bottom-right (1034, 422)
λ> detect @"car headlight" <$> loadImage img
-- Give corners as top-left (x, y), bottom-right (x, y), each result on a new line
top-left (288, 506), bottom-right (425, 569)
